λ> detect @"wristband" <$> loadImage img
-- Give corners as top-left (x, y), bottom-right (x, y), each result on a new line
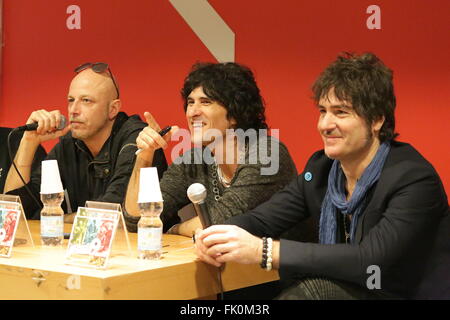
top-left (260, 237), bottom-right (267, 269)
top-left (260, 237), bottom-right (273, 271)
top-left (266, 237), bottom-right (273, 271)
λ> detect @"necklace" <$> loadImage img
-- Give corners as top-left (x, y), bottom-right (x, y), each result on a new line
top-left (210, 162), bottom-right (232, 202)
top-left (216, 165), bottom-right (232, 187)
top-left (210, 143), bottom-right (248, 201)
top-left (211, 162), bottom-right (222, 201)
top-left (343, 214), bottom-right (350, 244)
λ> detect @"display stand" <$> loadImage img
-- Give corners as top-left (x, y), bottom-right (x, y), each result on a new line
top-left (85, 201), bottom-right (131, 256)
top-left (0, 194), bottom-right (34, 257)
top-left (65, 201), bottom-right (131, 269)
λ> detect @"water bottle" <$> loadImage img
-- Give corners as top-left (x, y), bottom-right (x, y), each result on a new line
top-left (40, 192), bottom-right (64, 246)
top-left (138, 201), bottom-right (163, 260)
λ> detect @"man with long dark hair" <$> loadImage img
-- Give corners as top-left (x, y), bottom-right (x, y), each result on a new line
top-left (124, 62), bottom-right (298, 239)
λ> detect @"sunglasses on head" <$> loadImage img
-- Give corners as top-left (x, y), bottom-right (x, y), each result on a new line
top-left (74, 62), bottom-right (120, 99)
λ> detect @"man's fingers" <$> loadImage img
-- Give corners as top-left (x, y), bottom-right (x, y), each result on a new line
top-left (196, 252), bottom-right (222, 267)
top-left (49, 112), bottom-right (57, 129)
top-left (206, 242), bottom-right (234, 258)
top-left (51, 110), bottom-right (63, 129)
top-left (47, 111), bottom-right (63, 132)
top-left (202, 232), bottom-right (232, 248)
top-left (196, 225), bottom-right (233, 242)
top-left (137, 136), bottom-right (151, 150)
top-left (195, 241), bottom-right (222, 267)
top-left (31, 109), bottom-right (63, 134)
top-left (214, 251), bottom-right (235, 264)
top-left (143, 111), bottom-right (161, 132)
top-left (36, 110), bottom-right (52, 134)
top-left (141, 128), bottom-right (168, 150)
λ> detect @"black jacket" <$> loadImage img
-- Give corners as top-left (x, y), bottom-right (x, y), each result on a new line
top-left (226, 141), bottom-right (449, 299)
top-left (8, 112), bottom-right (167, 218)
top-left (0, 127), bottom-right (47, 193)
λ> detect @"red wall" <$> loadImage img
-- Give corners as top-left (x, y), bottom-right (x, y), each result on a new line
top-left (1, 0), bottom-right (449, 195)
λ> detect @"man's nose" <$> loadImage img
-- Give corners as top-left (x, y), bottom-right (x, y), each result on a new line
top-left (68, 100), bottom-right (80, 116)
top-left (318, 112), bottom-right (336, 133)
top-left (186, 103), bottom-right (202, 118)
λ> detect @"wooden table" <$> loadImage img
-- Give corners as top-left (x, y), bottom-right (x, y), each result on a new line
top-left (0, 221), bottom-right (278, 300)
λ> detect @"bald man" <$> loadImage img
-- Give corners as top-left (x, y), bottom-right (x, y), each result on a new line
top-left (4, 62), bottom-right (167, 219)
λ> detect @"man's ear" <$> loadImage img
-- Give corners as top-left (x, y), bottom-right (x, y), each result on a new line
top-left (229, 117), bottom-right (237, 129)
top-left (108, 99), bottom-right (121, 120)
top-left (372, 115), bottom-right (385, 135)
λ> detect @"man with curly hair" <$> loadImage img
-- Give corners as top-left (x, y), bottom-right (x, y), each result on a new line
top-left (124, 62), bottom-right (299, 242)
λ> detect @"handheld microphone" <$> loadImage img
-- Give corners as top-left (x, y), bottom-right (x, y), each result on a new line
top-left (187, 183), bottom-right (212, 228)
top-left (16, 115), bottom-right (67, 131)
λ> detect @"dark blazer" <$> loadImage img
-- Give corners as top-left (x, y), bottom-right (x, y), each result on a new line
top-left (226, 141), bottom-right (449, 299)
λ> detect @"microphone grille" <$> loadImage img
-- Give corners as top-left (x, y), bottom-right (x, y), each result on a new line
top-left (58, 115), bottom-right (67, 130)
top-left (187, 183), bottom-right (207, 204)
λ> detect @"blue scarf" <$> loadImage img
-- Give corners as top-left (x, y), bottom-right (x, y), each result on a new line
top-left (319, 142), bottom-right (391, 244)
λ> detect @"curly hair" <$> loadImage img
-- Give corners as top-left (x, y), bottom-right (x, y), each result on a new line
top-left (312, 52), bottom-right (398, 142)
top-left (181, 62), bottom-right (268, 131)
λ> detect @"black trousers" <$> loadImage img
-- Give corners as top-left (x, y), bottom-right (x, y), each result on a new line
top-left (275, 277), bottom-right (401, 300)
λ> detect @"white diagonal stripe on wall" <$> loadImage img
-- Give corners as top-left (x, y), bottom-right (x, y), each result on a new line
top-left (169, 0), bottom-right (235, 62)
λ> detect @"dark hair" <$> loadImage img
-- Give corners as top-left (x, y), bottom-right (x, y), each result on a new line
top-left (312, 52), bottom-right (398, 142)
top-left (181, 62), bottom-right (268, 131)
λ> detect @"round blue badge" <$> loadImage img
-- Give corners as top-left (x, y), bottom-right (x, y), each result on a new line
top-left (304, 172), bottom-right (312, 181)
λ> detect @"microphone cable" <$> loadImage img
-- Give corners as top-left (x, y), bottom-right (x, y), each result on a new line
top-left (217, 264), bottom-right (225, 300)
top-left (7, 128), bottom-right (43, 211)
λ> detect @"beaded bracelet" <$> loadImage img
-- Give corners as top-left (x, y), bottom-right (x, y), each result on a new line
top-left (260, 237), bottom-right (268, 269)
top-left (266, 237), bottom-right (273, 271)
top-left (260, 237), bottom-right (273, 271)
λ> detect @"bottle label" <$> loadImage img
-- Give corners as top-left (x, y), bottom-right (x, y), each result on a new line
top-left (41, 216), bottom-right (64, 237)
top-left (138, 227), bottom-right (162, 251)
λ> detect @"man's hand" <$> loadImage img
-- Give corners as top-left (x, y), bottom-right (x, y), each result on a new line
top-left (4, 109), bottom-right (70, 192)
top-left (136, 111), bottom-right (179, 160)
top-left (23, 109), bottom-right (71, 145)
top-left (194, 225), bottom-right (263, 267)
